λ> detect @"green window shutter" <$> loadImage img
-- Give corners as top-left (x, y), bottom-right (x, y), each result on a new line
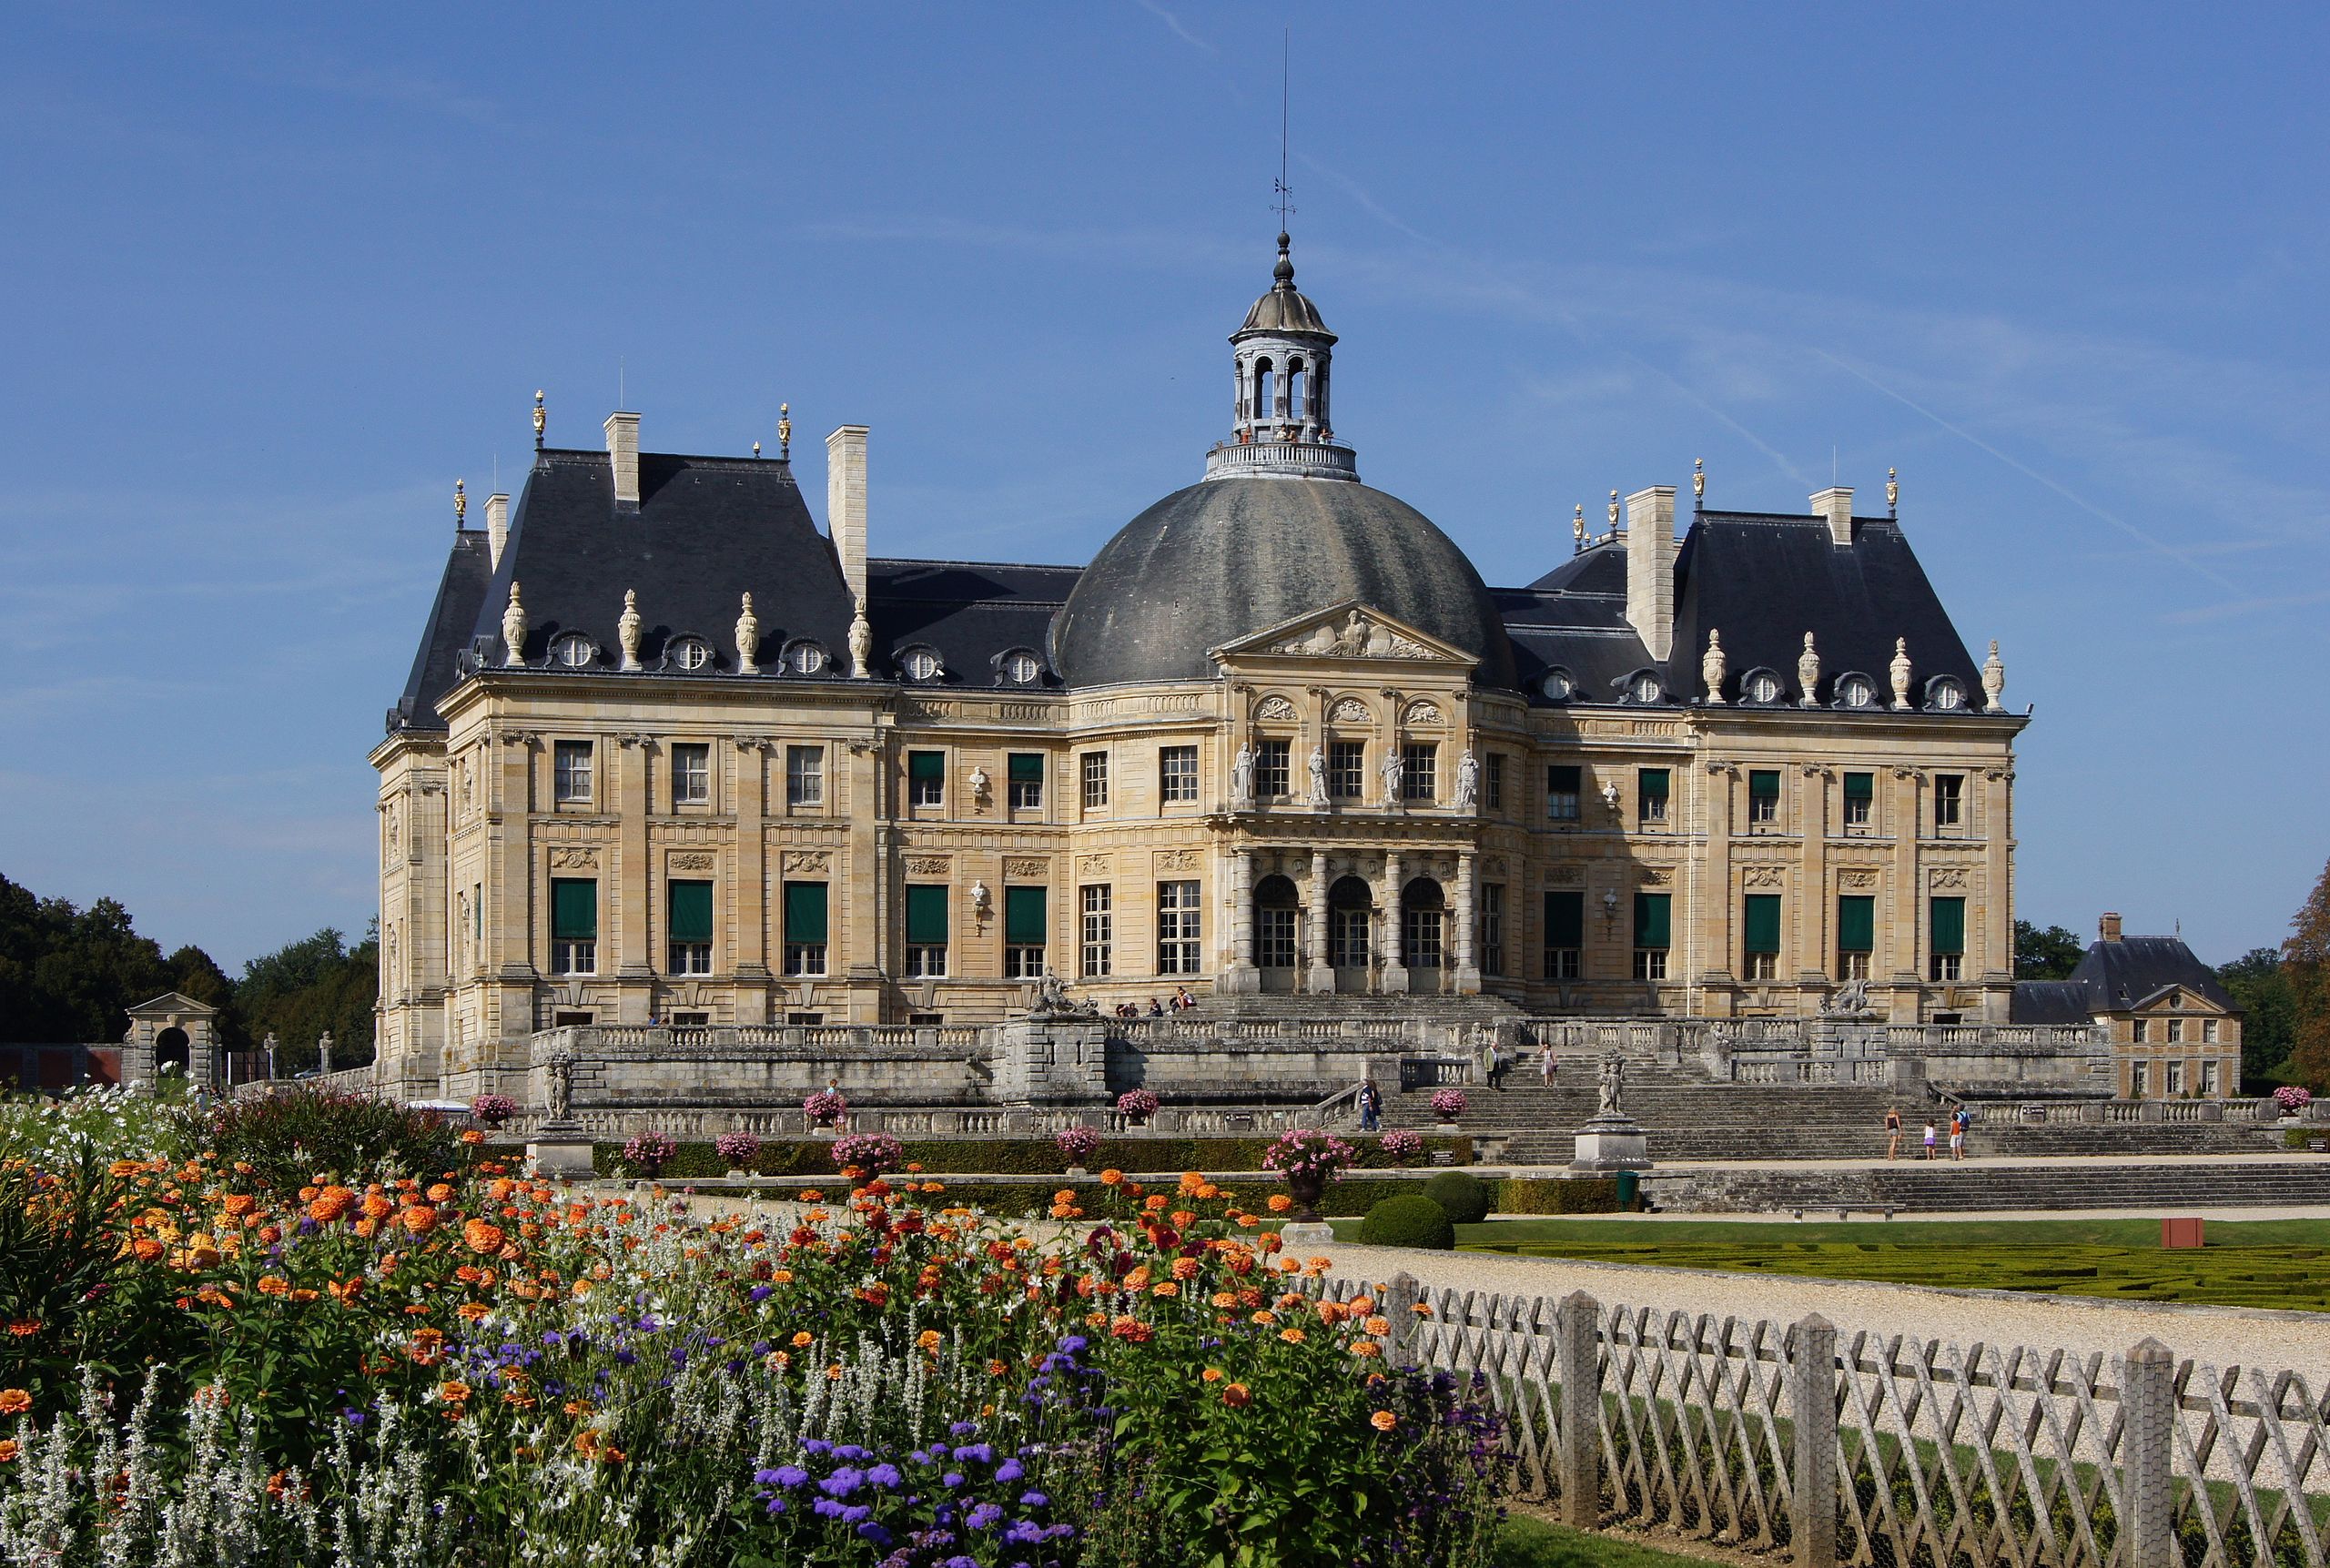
top-left (1638, 767), bottom-right (1669, 803)
top-left (1838, 895), bottom-right (1875, 952)
top-left (1004, 885), bottom-right (1048, 945)
top-left (784, 882), bottom-right (829, 945)
top-left (1543, 890), bottom-right (1584, 947)
top-left (1635, 892), bottom-right (1671, 949)
top-left (667, 880), bottom-right (714, 943)
top-left (1749, 769), bottom-right (1780, 800)
top-left (1930, 895), bottom-right (1966, 955)
top-left (1547, 764), bottom-right (1580, 793)
top-left (1843, 771), bottom-right (1874, 802)
top-left (1007, 753), bottom-right (1044, 783)
top-left (1744, 894), bottom-right (1782, 953)
top-left (907, 750), bottom-right (945, 782)
top-left (906, 885), bottom-right (949, 945)
top-left (551, 879), bottom-right (597, 940)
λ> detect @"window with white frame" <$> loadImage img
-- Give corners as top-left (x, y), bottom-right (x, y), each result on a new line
top-left (1080, 752), bottom-right (1109, 810)
top-left (1079, 885), bottom-right (1112, 977)
top-left (553, 741), bottom-right (593, 804)
top-left (907, 750), bottom-right (945, 808)
top-left (904, 885), bottom-right (948, 976)
top-left (672, 743), bottom-right (710, 805)
top-left (785, 745), bottom-right (824, 808)
top-left (1159, 745), bottom-right (1199, 804)
top-left (1328, 743), bottom-right (1365, 800)
top-left (1934, 774), bottom-right (1965, 831)
top-left (1545, 764), bottom-right (1580, 823)
top-left (1155, 880), bottom-right (1200, 975)
top-left (1401, 743), bottom-right (1436, 803)
top-left (1255, 739), bottom-right (1291, 798)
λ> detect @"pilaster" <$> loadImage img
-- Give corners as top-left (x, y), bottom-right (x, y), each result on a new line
top-left (1453, 851), bottom-right (1481, 994)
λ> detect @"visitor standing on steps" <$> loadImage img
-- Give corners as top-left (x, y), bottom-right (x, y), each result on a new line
top-left (1538, 1043), bottom-right (1556, 1088)
top-left (1357, 1077), bottom-right (1382, 1132)
top-left (1922, 1119), bottom-right (1939, 1159)
top-left (1885, 1106), bottom-right (1902, 1160)
top-left (1950, 1104), bottom-right (1970, 1160)
top-left (1485, 1042), bottom-right (1507, 1092)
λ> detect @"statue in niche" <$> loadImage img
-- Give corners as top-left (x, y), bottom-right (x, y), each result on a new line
top-left (1596, 1051), bottom-right (1627, 1118)
top-left (1306, 746), bottom-right (1329, 807)
top-left (1453, 749), bottom-right (1479, 811)
top-left (1231, 742), bottom-right (1255, 806)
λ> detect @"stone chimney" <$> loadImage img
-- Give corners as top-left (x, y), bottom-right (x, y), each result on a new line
top-left (485, 491), bottom-right (510, 571)
top-left (826, 425), bottom-right (869, 610)
top-left (2100, 911), bottom-right (2123, 944)
top-left (604, 411), bottom-right (641, 507)
top-left (1624, 485), bottom-right (1677, 662)
top-left (1811, 486), bottom-right (1854, 547)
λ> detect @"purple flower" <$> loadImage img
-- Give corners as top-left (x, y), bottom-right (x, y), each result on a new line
top-left (867, 1462), bottom-right (903, 1488)
top-left (996, 1458), bottom-right (1025, 1483)
top-left (748, 1284), bottom-right (774, 1304)
top-left (1019, 1491), bottom-right (1049, 1507)
top-left (820, 1468), bottom-right (866, 1498)
top-left (967, 1502), bottom-right (1004, 1530)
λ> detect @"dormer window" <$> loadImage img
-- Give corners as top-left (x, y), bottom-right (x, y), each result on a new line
top-left (551, 633), bottom-right (594, 668)
top-left (1541, 668), bottom-right (1575, 703)
top-left (1926, 676), bottom-right (1966, 712)
top-left (1626, 671), bottom-right (1664, 704)
top-left (901, 647), bottom-right (943, 683)
top-left (1836, 673), bottom-right (1876, 709)
top-left (999, 649), bottom-right (1042, 686)
top-left (783, 641), bottom-right (828, 676)
top-left (671, 638), bottom-right (712, 672)
top-left (1744, 669), bottom-right (1783, 704)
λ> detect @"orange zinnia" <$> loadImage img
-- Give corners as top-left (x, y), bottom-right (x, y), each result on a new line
top-left (1221, 1382), bottom-right (1251, 1408)
top-left (1098, 1169), bottom-right (1124, 1187)
top-left (0, 1390), bottom-right (30, 1415)
top-left (1370, 1409), bottom-right (1398, 1431)
top-left (307, 1187), bottom-right (356, 1224)
top-left (1266, 1194), bottom-right (1292, 1213)
top-left (0, 1440), bottom-right (17, 1462)
top-left (256, 1276), bottom-right (290, 1297)
top-left (402, 1206), bottom-right (438, 1236)
top-left (461, 1219), bottom-right (506, 1256)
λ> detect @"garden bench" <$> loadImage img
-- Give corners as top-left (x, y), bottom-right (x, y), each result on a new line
top-left (1790, 1204), bottom-right (1898, 1221)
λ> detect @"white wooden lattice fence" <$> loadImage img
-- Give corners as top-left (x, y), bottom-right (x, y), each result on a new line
top-left (1316, 1272), bottom-right (2330, 1568)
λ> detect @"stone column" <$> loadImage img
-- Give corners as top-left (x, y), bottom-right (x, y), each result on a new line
top-left (1889, 769), bottom-right (1922, 1020)
top-left (1700, 764), bottom-right (1737, 1010)
top-left (1221, 848), bottom-right (1260, 994)
top-left (1798, 766), bottom-right (1830, 996)
top-left (615, 735), bottom-right (654, 1023)
top-left (1305, 851), bottom-right (1333, 994)
top-left (1381, 850), bottom-right (1408, 993)
top-left (1453, 852), bottom-right (1481, 995)
top-left (1980, 767), bottom-right (2014, 1018)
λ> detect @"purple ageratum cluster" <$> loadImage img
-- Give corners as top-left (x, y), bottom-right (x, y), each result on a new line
top-left (468, 1093), bottom-right (517, 1128)
top-left (752, 1427), bottom-right (1075, 1562)
top-left (1429, 1088), bottom-right (1468, 1121)
top-left (830, 1131), bottom-right (906, 1178)
top-left (1115, 1089), bottom-right (1160, 1118)
top-left (804, 1088), bottom-right (849, 1125)
top-left (621, 1130), bottom-right (678, 1174)
top-left (1262, 1128), bottom-right (1357, 1182)
top-left (2275, 1086), bottom-right (2314, 1112)
top-left (1380, 1129), bottom-right (1423, 1161)
top-left (714, 1129), bottom-right (763, 1167)
top-left (1053, 1125), bottom-right (1102, 1165)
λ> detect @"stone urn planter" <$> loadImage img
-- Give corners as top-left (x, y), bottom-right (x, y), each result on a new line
top-left (1283, 1168), bottom-right (1327, 1224)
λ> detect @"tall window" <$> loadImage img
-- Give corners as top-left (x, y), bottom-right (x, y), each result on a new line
top-left (1838, 895), bottom-right (1875, 981)
top-left (1403, 904), bottom-right (1444, 970)
top-left (1080, 751), bottom-right (1109, 809)
top-left (1159, 745), bottom-right (1199, 804)
top-left (2164, 1060), bottom-right (2185, 1097)
top-left (2203, 1019), bottom-right (2220, 1044)
top-left (1255, 876), bottom-right (1300, 969)
top-left (2165, 1018), bottom-right (2183, 1044)
top-left (1255, 739), bottom-right (1291, 798)
top-left (553, 741), bottom-right (593, 804)
top-left (1934, 774), bottom-right (1965, 831)
top-left (785, 745), bottom-right (825, 808)
top-left (667, 879), bottom-right (714, 975)
top-left (1327, 742), bottom-right (1364, 800)
top-left (672, 744), bottom-right (710, 806)
top-left (2129, 1060), bottom-right (2149, 1098)
top-left (1743, 894), bottom-right (1781, 981)
top-left (783, 882), bottom-right (828, 976)
top-left (1004, 885), bottom-right (1048, 978)
top-left (1080, 885), bottom-right (1112, 977)
top-left (1253, 358), bottom-right (1273, 420)
top-left (1748, 770), bottom-right (1781, 827)
top-left (905, 885), bottom-right (948, 976)
top-left (1156, 881), bottom-right (1200, 975)
top-left (1544, 890), bottom-right (1583, 980)
top-left (1546, 764), bottom-right (1581, 823)
top-left (551, 878), bottom-right (597, 975)
top-left (2202, 1060), bottom-right (2221, 1097)
top-left (1634, 892), bottom-right (1671, 981)
top-left (1328, 881), bottom-right (1372, 969)
top-left (1479, 883), bottom-right (1504, 977)
top-left (1008, 753), bottom-right (1045, 813)
top-left (1843, 771), bottom-right (1874, 830)
top-left (1929, 895), bottom-right (1966, 981)
top-left (1484, 754), bottom-right (1505, 812)
top-left (1638, 767), bottom-right (1670, 826)
top-left (907, 750), bottom-right (945, 808)
top-left (1401, 743), bottom-right (1437, 802)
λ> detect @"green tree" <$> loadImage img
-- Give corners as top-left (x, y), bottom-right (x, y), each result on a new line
top-left (238, 924), bottom-right (378, 1073)
top-left (2217, 947), bottom-right (2296, 1084)
top-left (2014, 919), bottom-right (2086, 980)
top-left (2287, 857), bottom-right (2330, 1091)
top-left (0, 875), bottom-right (171, 1043)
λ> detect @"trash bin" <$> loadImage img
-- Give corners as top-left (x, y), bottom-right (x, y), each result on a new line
top-left (1616, 1170), bottom-right (1640, 1211)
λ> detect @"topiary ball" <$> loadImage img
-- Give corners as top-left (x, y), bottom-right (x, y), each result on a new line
top-left (1358, 1194), bottom-right (1456, 1250)
top-left (1422, 1170), bottom-right (1492, 1227)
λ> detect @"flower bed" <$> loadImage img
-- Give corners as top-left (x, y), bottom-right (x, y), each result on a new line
top-left (589, 1133), bottom-right (1470, 1180)
top-left (0, 1098), bottom-right (1509, 1565)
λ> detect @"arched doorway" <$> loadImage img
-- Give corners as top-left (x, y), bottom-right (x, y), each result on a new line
top-left (1328, 875), bottom-right (1373, 984)
top-left (154, 1027), bottom-right (190, 1075)
top-left (1402, 877), bottom-right (1446, 983)
top-left (1252, 875), bottom-right (1301, 990)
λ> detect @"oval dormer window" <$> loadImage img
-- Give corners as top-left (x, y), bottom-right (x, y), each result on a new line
top-left (552, 633), bottom-right (593, 668)
top-left (1630, 673), bottom-right (1663, 704)
top-left (1928, 677), bottom-right (1966, 712)
top-left (1747, 670), bottom-right (1781, 704)
top-left (1837, 673), bottom-right (1875, 709)
top-left (1003, 651), bottom-right (1040, 685)
top-left (785, 642), bottom-right (826, 676)
top-left (672, 638), bottom-right (711, 672)
top-left (904, 649), bottom-right (941, 682)
top-left (1541, 669), bottom-right (1575, 702)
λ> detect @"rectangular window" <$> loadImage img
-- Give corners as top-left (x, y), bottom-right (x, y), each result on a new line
top-left (785, 745), bottom-right (825, 808)
top-left (1748, 769), bottom-right (1781, 827)
top-left (472, 882), bottom-right (482, 943)
top-left (553, 741), bottom-right (593, 804)
top-left (2165, 1060), bottom-right (2185, 1096)
top-left (1079, 885), bottom-right (1113, 977)
top-left (666, 878), bottom-right (714, 975)
top-left (907, 750), bottom-right (945, 808)
top-left (1484, 754), bottom-right (1505, 812)
top-left (1929, 895), bottom-right (1966, 981)
top-left (1159, 744), bottom-right (1200, 804)
top-left (550, 877), bottom-right (597, 975)
top-left (1328, 742), bottom-right (1365, 800)
top-left (1934, 774), bottom-right (1965, 831)
top-left (1546, 764), bottom-right (1581, 823)
top-left (1401, 743), bottom-right (1437, 803)
top-left (1843, 771), bottom-right (1874, 830)
top-left (1007, 752), bottom-right (1045, 813)
top-left (2132, 1018), bottom-right (2150, 1045)
top-left (1080, 751), bottom-right (1109, 809)
top-left (1255, 738), bottom-right (1291, 798)
top-left (1254, 906), bottom-right (1298, 969)
top-left (2165, 1018), bottom-right (2183, 1044)
top-left (1634, 892), bottom-right (1671, 982)
top-left (1638, 767), bottom-right (1670, 826)
top-left (672, 743), bottom-right (710, 806)
top-left (2129, 1060), bottom-right (2149, 1098)
top-left (1838, 895), bottom-right (1875, 981)
top-left (2203, 1019), bottom-right (2219, 1044)
top-left (1544, 890), bottom-right (1584, 980)
top-left (1004, 885), bottom-right (1048, 977)
top-left (905, 885), bottom-right (948, 976)
top-left (783, 882), bottom-right (829, 976)
top-left (1480, 883), bottom-right (1505, 977)
top-left (1403, 904), bottom-right (1444, 969)
top-left (1744, 894), bottom-right (1782, 981)
top-left (1156, 880), bottom-right (1200, 975)
top-left (2202, 1060), bottom-right (2221, 1096)
top-left (1329, 905), bottom-right (1370, 969)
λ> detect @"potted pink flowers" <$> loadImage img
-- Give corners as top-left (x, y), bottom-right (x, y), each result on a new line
top-left (1380, 1129), bottom-right (1423, 1165)
top-left (714, 1129), bottom-right (762, 1174)
top-left (830, 1131), bottom-right (905, 1183)
top-left (803, 1088), bottom-right (848, 1134)
top-left (2274, 1086), bottom-right (2314, 1117)
top-left (1116, 1089), bottom-right (1160, 1128)
top-left (1262, 1128), bottom-right (1357, 1223)
top-left (469, 1093), bottom-right (517, 1130)
top-left (1055, 1124), bottom-right (1102, 1175)
top-left (621, 1129), bottom-right (677, 1180)
top-left (1430, 1088), bottom-right (1467, 1130)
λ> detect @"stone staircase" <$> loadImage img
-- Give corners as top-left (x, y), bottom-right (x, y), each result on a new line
top-left (1646, 1158), bottom-right (2330, 1214)
top-left (1189, 992), bottom-right (1527, 1023)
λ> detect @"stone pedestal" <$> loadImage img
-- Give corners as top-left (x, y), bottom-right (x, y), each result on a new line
top-left (1280, 1220), bottom-right (1336, 1247)
top-left (993, 1017), bottom-right (1108, 1104)
top-left (527, 1120), bottom-right (597, 1179)
top-left (1572, 1114), bottom-right (1650, 1171)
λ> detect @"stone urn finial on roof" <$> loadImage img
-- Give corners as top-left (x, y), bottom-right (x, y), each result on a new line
top-left (617, 590), bottom-right (643, 672)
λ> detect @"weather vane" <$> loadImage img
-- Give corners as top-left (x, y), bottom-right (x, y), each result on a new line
top-left (1272, 30), bottom-right (1295, 231)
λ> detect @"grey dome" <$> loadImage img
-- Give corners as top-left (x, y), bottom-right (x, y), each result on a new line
top-left (1048, 475), bottom-right (1517, 689)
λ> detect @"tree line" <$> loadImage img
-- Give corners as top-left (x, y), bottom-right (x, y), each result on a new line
top-left (0, 874), bottom-right (376, 1073)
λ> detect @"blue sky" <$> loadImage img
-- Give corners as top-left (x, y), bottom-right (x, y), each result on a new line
top-left (2, 1), bottom-right (2323, 969)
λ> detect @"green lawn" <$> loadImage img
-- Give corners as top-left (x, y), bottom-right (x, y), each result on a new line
top-left (1436, 1217), bottom-right (2330, 1311)
top-left (1495, 1516), bottom-right (1730, 1568)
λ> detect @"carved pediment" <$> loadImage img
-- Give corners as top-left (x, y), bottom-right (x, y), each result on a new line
top-left (1211, 601), bottom-right (1480, 668)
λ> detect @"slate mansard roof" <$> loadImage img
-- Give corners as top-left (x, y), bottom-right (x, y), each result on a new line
top-left (2008, 936), bottom-right (2238, 1026)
